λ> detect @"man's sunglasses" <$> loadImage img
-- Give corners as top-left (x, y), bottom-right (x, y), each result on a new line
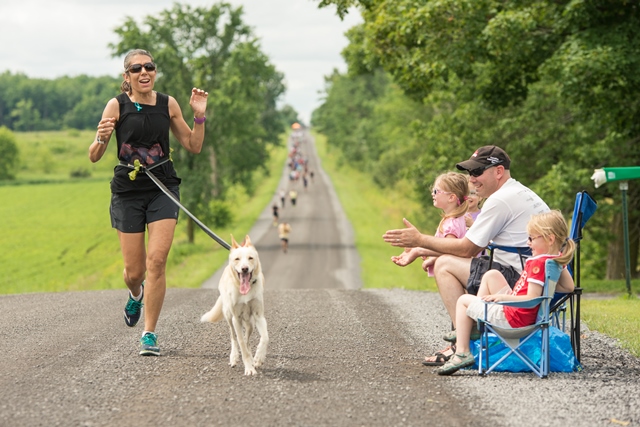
top-left (127, 62), bottom-right (156, 74)
top-left (468, 163), bottom-right (501, 178)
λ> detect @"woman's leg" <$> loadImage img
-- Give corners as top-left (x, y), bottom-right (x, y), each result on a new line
top-left (144, 218), bottom-right (177, 333)
top-left (118, 231), bottom-right (146, 297)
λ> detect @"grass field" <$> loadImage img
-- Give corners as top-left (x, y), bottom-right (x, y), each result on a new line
top-left (6, 129), bottom-right (114, 183)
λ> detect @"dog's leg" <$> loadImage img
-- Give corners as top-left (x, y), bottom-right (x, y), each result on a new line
top-left (244, 318), bottom-right (254, 343)
top-left (253, 315), bottom-right (269, 368)
top-left (231, 316), bottom-right (256, 375)
top-left (227, 319), bottom-right (240, 367)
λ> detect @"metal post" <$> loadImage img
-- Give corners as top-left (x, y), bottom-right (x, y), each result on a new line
top-left (620, 181), bottom-right (632, 296)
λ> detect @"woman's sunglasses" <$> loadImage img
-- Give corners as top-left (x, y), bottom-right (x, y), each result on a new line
top-left (127, 62), bottom-right (156, 74)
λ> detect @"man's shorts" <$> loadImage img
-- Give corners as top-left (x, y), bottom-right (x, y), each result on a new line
top-left (110, 187), bottom-right (180, 233)
top-left (466, 256), bottom-right (520, 295)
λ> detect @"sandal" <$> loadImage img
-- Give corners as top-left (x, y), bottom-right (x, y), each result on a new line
top-left (442, 328), bottom-right (482, 343)
top-left (436, 352), bottom-right (476, 376)
top-left (422, 344), bottom-right (456, 366)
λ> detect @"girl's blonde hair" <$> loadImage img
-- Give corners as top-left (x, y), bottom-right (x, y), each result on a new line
top-left (527, 210), bottom-right (576, 266)
top-left (120, 49), bottom-right (155, 94)
top-left (433, 172), bottom-right (469, 233)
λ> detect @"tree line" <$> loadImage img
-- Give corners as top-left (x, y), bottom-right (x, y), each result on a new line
top-left (0, 73), bottom-right (117, 131)
top-left (312, 0), bottom-right (640, 280)
top-left (1, 3), bottom-right (301, 243)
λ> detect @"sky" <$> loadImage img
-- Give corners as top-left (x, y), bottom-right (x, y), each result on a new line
top-left (0, 0), bottom-right (362, 125)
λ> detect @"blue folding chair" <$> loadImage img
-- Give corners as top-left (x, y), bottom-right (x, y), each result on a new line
top-left (550, 191), bottom-right (597, 362)
top-left (478, 259), bottom-right (563, 378)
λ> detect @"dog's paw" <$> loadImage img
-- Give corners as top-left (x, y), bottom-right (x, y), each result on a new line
top-left (229, 350), bottom-right (240, 367)
top-left (253, 357), bottom-right (264, 368)
top-left (244, 365), bottom-right (257, 376)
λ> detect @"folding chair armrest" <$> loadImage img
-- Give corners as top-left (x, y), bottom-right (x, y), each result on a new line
top-left (550, 292), bottom-right (571, 312)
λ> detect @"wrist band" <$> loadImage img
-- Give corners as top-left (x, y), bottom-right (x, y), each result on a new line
top-left (194, 116), bottom-right (206, 124)
top-left (96, 135), bottom-right (105, 145)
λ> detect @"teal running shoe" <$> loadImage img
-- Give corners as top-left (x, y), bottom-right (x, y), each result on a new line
top-left (139, 332), bottom-right (160, 356)
top-left (124, 283), bottom-right (144, 327)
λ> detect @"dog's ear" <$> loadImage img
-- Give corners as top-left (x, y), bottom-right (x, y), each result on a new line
top-left (230, 234), bottom-right (240, 249)
top-left (244, 235), bottom-right (253, 247)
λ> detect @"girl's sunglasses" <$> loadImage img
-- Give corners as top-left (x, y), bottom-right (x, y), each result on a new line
top-left (127, 62), bottom-right (156, 74)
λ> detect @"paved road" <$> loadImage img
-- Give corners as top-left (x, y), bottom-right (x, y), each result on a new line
top-left (1, 131), bottom-right (639, 426)
top-left (202, 131), bottom-right (361, 291)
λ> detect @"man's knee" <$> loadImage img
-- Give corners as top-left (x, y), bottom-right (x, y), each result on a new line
top-left (433, 255), bottom-right (470, 279)
top-left (433, 255), bottom-right (469, 292)
top-left (433, 254), bottom-right (457, 276)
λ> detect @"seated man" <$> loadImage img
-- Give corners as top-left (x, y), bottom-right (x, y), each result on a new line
top-left (383, 145), bottom-right (573, 365)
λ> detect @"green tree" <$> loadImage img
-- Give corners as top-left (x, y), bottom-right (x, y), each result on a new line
top-left (63, 76), bottom-right (120, 129)
top-left (10, 99), bottom-right (41, 131)
top-left (312, 69), bottom-right (390, 166)
top-left (0, 72), bottom-right (119, 131)
top-left (0, 126), bottom-right (19, 180)
top-left (109, 2), bottom-right (286, 242)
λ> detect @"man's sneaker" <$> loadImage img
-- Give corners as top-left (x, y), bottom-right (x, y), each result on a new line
top-left (124, 284), bottom-right (144, 327)
top-left (139, 332), bottom-right (160, 356)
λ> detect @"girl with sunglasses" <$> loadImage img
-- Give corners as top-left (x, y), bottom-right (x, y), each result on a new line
top-left (88, 49), bottom-right (209, 356)
top-left (421, 172), bottom-right (471, 275)
top-left (391, 172), bottom-right (470, 275)
top-left (436, 210), bottom-right (576, 375)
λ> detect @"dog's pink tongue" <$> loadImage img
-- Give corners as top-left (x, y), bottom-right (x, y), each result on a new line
top-left (240, 272), bottom-right (251, 295)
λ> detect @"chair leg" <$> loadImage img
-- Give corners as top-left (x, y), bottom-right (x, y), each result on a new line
top-left (542, 326), bottom-right (550, 378)
top-left (575, 289), bottom-right (582, 363)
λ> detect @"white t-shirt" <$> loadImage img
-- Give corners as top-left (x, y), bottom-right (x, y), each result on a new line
top-left (465, 178), bottom-right (549, 272)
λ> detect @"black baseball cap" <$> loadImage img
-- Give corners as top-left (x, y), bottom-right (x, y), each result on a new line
top-left (456, 145), bottom-right (511, 172)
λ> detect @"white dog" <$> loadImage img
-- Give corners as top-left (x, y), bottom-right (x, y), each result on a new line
top-left (201, 235), bottom-right (268, 376)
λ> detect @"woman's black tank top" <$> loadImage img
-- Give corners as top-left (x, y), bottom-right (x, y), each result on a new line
top-left (110, 92), bottom-right (181, 193)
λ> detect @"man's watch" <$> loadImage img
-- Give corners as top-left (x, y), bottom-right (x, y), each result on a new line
top-left (97, 135), bottom-right (105, 145)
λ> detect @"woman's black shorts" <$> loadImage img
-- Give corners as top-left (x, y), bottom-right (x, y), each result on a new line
top-left (110, 187), bottom-right (180, 233)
